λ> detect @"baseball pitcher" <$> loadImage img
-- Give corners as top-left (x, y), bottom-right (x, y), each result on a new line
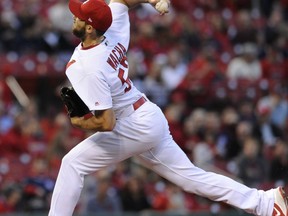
top-left (48, 0), bottom-right (288, 215)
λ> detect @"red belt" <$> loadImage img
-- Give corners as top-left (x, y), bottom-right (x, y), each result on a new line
top-left (133, 96), bottom-right (147, 111)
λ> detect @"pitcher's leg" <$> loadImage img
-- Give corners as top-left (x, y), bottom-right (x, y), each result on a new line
top-left (48, 132), bottom-right (122, 216)
top-left (138, 139), bottom-right (274, 215)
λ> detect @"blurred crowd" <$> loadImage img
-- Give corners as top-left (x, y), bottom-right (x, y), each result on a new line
top-left (0, 0), bottom-right (288, 215)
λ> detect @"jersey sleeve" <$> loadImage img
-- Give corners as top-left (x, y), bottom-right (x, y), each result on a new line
top-left (73, 72), bottom-right (113, 111)
top-left (105, 3), bottom-right (130, 49)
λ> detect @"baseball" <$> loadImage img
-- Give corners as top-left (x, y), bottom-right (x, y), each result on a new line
top-left (155, 0), bottom-right (169, 14)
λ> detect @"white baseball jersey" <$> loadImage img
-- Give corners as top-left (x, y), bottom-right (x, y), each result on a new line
top-left (49, 2), bottom-right (276, 216)
top-left (66, 3), bottom-right (142, 118)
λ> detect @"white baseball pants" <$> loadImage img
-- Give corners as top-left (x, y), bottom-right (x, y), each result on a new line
top-left (48, 101), bottom-right (274, 216)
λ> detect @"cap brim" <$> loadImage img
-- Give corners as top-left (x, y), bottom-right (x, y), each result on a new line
top-left (69, 0), bottom-right (86, 20)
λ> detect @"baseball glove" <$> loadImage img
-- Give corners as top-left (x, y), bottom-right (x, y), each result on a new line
top-left (60, 86), bottom-right (91, 117)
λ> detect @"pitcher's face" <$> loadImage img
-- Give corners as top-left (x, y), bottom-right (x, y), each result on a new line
top-left (72, 16), bottom-right (87, 40)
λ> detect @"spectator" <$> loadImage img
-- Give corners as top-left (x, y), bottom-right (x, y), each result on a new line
top-left (253, 99), bottom-right (284, 148)
top-left (0, 113), bottom-right (29, 155)
top-left (226, 43), bottom-right (262, 81)
top-left (238, 100), bottom-right (257, 122)
top-left (257, 85), bottom-right (288, 130)
top-left (21, 158), bottom-right (54, 212)
top-left (261, 46), bottom-right (288, 83)
top-left (160, 48), bottom-right (188, 91)
top-left (142, 55), bottom-right (169, 109)
top-left (178, 41), bottom-right (226, 107)
top-left (216, 107), bottom-right (241, 159)
top-left (127, 50), bottom-right (147, 93)
top-left (163, 183), bottom-right (188, 215)
top-left (119, 176), bottom-right (151, 213)
top-left (85, 173), bottom-right (122, 214)
top-left (150, 180), bottom-right (169, 211)
top-left (234, 137), bottom-right (269, 188)
top-left (45, 0), bottom-right (75, 52)
top-left (269, 139), bottom-right (288, 184)
top-left (47, 0), bottom-right (72, 34)
top-left (0, 8), bottom-right (19, 51)
top-left (263, 5), bottom-right (288, 47)
top-left (16, 2), bottom-right (44, 52)
top-left (229, 10), bottom-right (259, 45)
top-left (182, 108), bottom-right (206, 155)
top-left (111, 162), bottom-right (130, 190)
top-left (0, 101), bottom-right (14, 135)
top-left (0, 185), bottom-right (23, 213)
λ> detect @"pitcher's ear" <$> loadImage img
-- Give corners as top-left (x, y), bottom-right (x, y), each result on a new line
top-left (86, 24), bottom-right (93, 32)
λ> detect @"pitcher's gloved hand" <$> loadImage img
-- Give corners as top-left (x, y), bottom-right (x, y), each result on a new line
top-left (60, 86), bottom-right (91, 118)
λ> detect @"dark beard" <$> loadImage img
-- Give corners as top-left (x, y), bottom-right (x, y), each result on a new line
top-left (72, 27), bottom-right (86, 40)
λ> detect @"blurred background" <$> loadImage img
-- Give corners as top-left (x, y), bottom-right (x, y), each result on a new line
top-left (0, 0), bottom-right (287, 215)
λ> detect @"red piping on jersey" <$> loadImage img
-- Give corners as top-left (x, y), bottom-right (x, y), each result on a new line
top-left (81, 43), bottom-right (99, 50)
top-left (66, 60), bottom-right (76, 69)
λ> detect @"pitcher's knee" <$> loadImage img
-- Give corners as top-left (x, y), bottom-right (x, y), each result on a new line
top-left (178, 179), bottom-right (198, 194)
top-left (60, 152), bottom-right (92, 177)
top-left (181, 184), bottom-right (193, 193)
top-left (61, 153), bottom-right (78, 172)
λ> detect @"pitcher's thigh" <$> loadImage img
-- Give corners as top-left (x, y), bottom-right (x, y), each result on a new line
top-left (62, 132), bottom-right (123, 175)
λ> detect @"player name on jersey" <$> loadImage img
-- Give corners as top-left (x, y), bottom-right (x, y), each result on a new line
top-left (107, 42), bottom-right (127, 70)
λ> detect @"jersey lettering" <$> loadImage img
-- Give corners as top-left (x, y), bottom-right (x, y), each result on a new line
top-left (107, 54), bottom-right (118, 70)
top-left (106, 43), bottom-right (131, 93)
top-left (107, 43), bottom-right (127, 70)
top-left (118, 57), bottom-right (131, 93)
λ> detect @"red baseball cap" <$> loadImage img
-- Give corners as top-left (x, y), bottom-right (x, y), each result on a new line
top-left (69, 0), bottom-right (112, 32)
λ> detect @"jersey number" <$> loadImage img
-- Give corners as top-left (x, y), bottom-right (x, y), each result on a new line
top-left (118, 56), bottom-right (132, 93)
